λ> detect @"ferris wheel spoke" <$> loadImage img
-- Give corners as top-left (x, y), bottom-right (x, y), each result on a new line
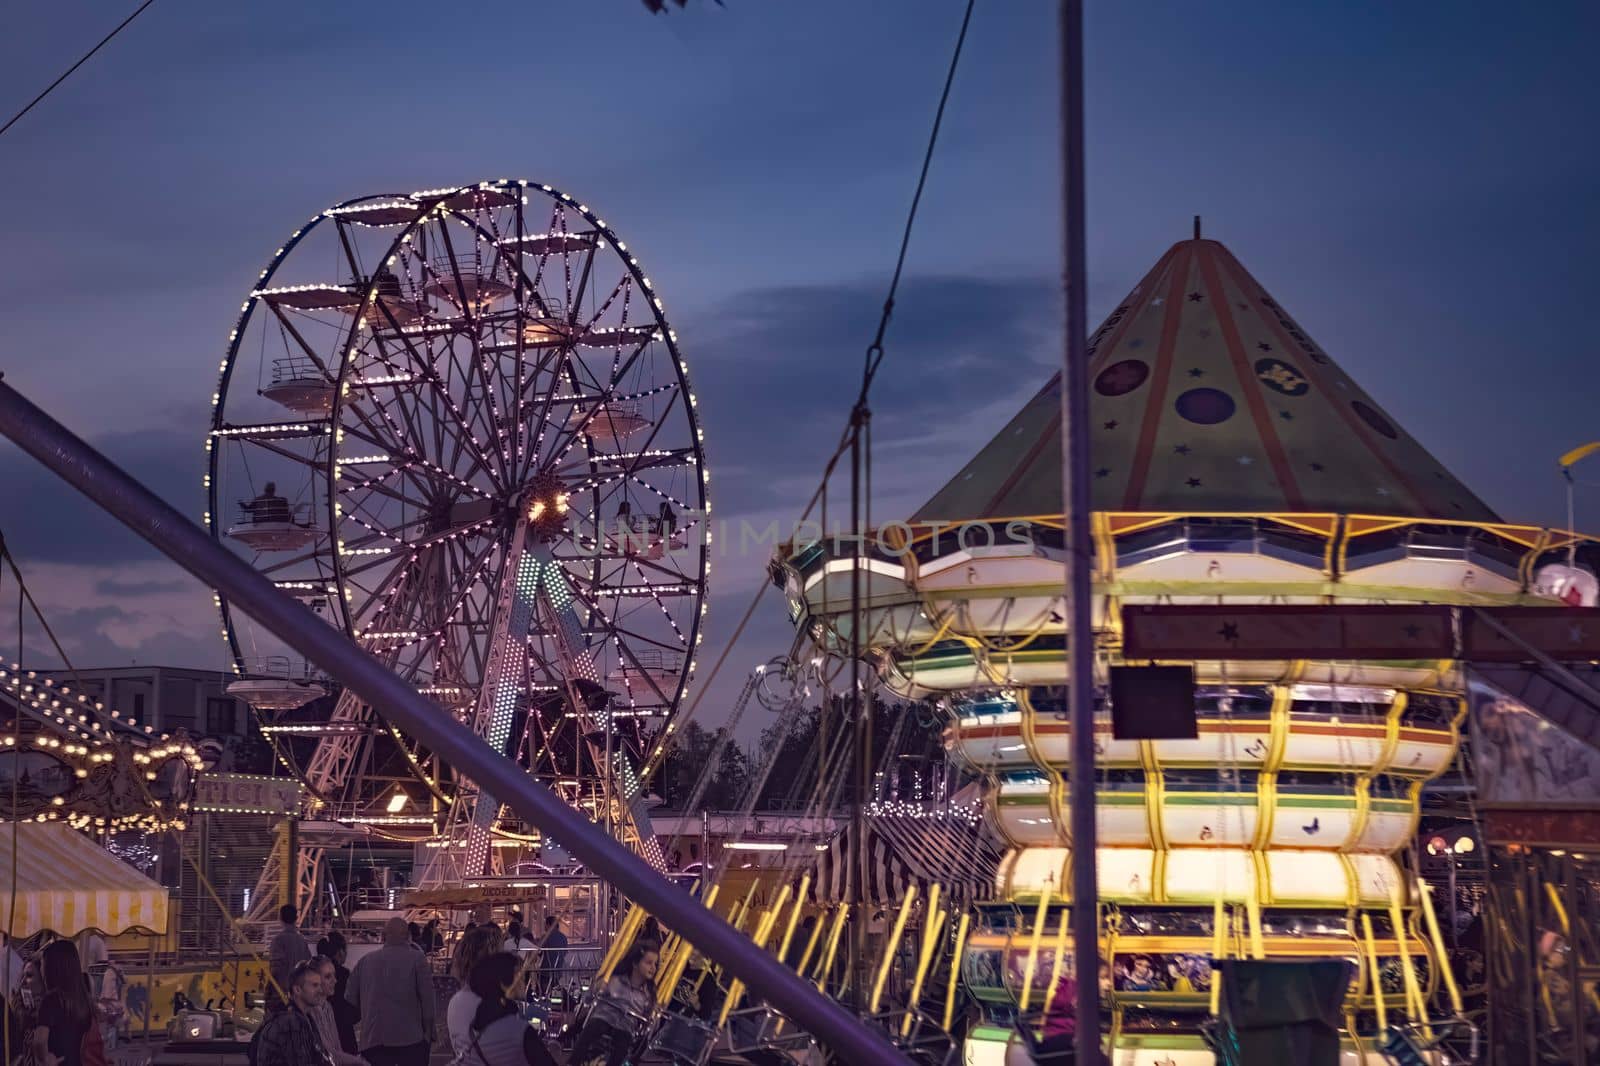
top-left (565, 243), bottom-right (601, 326)
top-left (518, 348), bottom-right (581, 476)
top-left (611, 546), bottom-right (699, 587)
top-left (465, 349), bottom-right (516, 483)
top-left (516, 336), bottom-right (651, 439)
top-left (346, 558), bottom-right (422, 627)
top-left (575, 274), bottom-right (630, 336)
top-left (254, 546), bottom-right (331, 577)
top-left (263, 302), bottom-right (338, 379)
top-left (335, 460), bottom-right (434, 506)
top-left (569, 580), bottom-right (684, 654)
top-left (334, 420), bottom-right (462, 503)
top-left (412, 342), bottom-right (508, 486)
top-left (433, 537), bottom-right (500, 635)
top-left (543, 346), bottom-right (654, 466)
top-left (336, 507), bottom-right (438, 553)
top-left (342, 365), bottom-right (445, 485)
top-left (621, 472), bottom-right (695, 514)
top-left (617, 390), bottom-right (689, 484)
top-left (348, 290), bottom-right (500, 487)
top-left (336, 460), bottom-right (436, 506)
top-left (223, 434), bottom-right (329, 472)
top-left (351, 342), bottom-right (437, 468)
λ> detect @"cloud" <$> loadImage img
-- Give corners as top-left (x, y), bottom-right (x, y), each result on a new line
top-left (95, 577), bottom-right (190, 598)
top-left (0, 428), bottom-right (200, 565)
top-left (6, 561), bottom-right (224, 673)
top-left (684, 273), bottom-right (1057, 522)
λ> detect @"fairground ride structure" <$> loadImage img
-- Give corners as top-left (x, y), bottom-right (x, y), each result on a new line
top-left (205, 180), bottom-right (709, 922)
top-left (775, 231), bottom-right (1600, 1064)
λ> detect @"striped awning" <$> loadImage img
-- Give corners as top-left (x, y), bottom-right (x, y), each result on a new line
top-left (810, 814), bottom-right (1000, 906)
top-left (0, 823), bottom-right (169, 937)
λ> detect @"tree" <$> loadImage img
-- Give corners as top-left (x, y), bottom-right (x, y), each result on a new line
top-left (753, 712), bottom-right (820, 810)
top-left (705, 741), bottom-right (752, 810)
top-left (661, 721), bottom-right (718, 809)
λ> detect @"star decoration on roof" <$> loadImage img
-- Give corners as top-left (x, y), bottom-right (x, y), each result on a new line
top-left (1186, 477), bottom-right (1202, 488)
top-left (1217, 622), bottom-right (1240, 642)
top-left (1187, 291), bottom-right (1204, 302)
top-left (1188, 367), bottom-right (1205, 378)
top-left (1403, 624), bottom-right (1423, 639)
top-left (1279, 409), bottom-right (1294, 421)
top-left (1174, 443), bottom-right (1191, 455)
top-left (1257, 342), bottom-right (1272, 351)
top-left (1129, 338), bottom-right (1144, 349)
top-left (1095, 467), bottom-right (1110, 478)
top-left (1103, 420), bottom-right (1119, 430)
top-left (1310, 462), bottom-right (1325, 472)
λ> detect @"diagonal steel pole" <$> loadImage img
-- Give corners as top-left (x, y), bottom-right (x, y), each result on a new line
top-left (0, 375), bottom-right (909, 1065)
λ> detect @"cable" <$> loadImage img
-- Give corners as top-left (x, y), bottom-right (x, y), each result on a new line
top-left (0, 0), bottom-right (158, 141)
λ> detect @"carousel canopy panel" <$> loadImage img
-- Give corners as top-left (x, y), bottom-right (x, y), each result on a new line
top-left (911, 236), bottom-right (1496, 524)
top-left (0, 823), bottom-right (168, 937)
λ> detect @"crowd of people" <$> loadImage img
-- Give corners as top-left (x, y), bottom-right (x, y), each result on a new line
top-left (0, 931), bottom-right (128, 1066)
top-left (258, 906), bottom-right (577, 1066)
top-left (0, 934), bottom-right (127, 1066)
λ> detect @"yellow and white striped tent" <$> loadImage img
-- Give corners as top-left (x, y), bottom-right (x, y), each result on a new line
top-left (0, 823), bottom-right (168, 937)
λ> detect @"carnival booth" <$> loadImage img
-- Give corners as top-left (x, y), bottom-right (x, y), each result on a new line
top-left (0, 822), bottom-right (168, 938)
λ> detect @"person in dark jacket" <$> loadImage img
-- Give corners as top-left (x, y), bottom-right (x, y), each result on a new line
top-left (33, 941), bottom-right (95, 1066)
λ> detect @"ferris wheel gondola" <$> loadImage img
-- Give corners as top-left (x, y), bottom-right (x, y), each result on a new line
top-left (207, 180), bottom-right (709, 914)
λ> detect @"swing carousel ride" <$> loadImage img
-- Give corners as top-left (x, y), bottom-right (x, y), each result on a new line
top-left (774, 229), bottom-right (1600, 1063)
top-left (206, 180), bottom-right (709, 921)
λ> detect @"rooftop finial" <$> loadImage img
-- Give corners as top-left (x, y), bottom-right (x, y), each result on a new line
top-left (1193, 215), bottom-right (1202, 240)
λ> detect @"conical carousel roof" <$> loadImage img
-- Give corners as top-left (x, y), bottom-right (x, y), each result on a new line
top-left (914, 235), bottom-right (1497, 523)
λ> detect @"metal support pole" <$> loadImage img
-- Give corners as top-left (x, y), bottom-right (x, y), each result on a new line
top-left (1058, 1), bottom-right (1102, 1061)
top-left (700, 808), bottom-right (709, 899)
top-left (0, 376), bottom-right (911, 1066)
top-left (1447, 853), bottom-right (1458, 948)
top-left (1525, 859), bottom-right (1540, 1066)
top-left (1563, 854), bottom-right (1585, 1066)
top-left (849, 403), bottom-right (869, 1012)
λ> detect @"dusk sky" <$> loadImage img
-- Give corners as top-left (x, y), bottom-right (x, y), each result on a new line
top-left (1, 0), bottom-right (1597, 726)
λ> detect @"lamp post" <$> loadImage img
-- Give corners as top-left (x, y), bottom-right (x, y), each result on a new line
top-left (1558, 442), bottom-right (1600, 568)
top-left (1426, 831), bottom-right (1477, 946)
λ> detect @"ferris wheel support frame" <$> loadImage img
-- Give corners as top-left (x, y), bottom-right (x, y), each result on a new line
top-left (0, 377), bottom-right (911, 1066)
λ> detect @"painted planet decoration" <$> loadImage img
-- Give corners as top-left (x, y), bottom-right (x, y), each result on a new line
top-left (1174, 387), bottom-right (1236, 425)
top-left (1095, 359), bottom-right (1150, 397)
top-left (1351, 399), bottom-right (1398, 440)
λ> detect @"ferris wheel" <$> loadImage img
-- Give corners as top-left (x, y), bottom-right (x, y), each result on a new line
top-left (206, 180), bottom-right (709, 910)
